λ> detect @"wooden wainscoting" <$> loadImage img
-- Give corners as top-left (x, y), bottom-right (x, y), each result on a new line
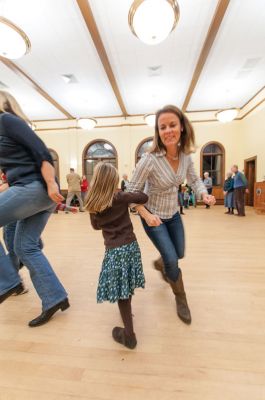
top-left (254, 181), bottom-right (265, 214)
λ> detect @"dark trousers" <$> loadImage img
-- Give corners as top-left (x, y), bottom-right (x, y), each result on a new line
top-left (141, 212), bottom-right (185, 282)
top-left (234, 187), bottom-right (246, 216)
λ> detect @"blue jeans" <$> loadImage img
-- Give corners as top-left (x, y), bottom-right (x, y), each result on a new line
top-left (3, 222), bottom-right (44, 271)
top-left (0, 181), bottom-right (67, 310)
top-left (141, 212), bottom-right (185, 282)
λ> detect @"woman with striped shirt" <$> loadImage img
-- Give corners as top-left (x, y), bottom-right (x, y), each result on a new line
top-left (128, 105), bottom-right (215, 324)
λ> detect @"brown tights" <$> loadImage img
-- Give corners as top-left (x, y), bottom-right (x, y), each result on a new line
top-left (117, 296), bottom-right (134, 337)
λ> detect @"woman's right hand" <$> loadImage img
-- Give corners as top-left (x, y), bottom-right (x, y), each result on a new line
top-left (47, 181), bottom-right (64, 203)
top-left (145, 213), bottom-right (163, 227)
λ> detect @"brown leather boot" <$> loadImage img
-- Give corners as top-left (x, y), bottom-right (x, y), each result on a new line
top-left (168, 270), bottom-right (192, 324)
top-left (153, 257), bottom-right (168, 282)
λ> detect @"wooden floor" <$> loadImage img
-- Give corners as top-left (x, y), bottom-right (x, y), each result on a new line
top-left (0, 206), bottom-right (265, 400)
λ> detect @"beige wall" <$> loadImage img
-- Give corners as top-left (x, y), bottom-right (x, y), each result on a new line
top-left (240, 106), bottom-right (265, 182)
top-left (37, 105), bottom-right (265, 190)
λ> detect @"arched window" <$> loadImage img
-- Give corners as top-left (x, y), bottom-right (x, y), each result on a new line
top-left (201, 142), bottom-right (225, 186)
top-left (49, 149), bottom-right (60, 182)
top-left (83, 140), bottom-right (117, 182)
top-left (135, 137), bottom-right (153, 164)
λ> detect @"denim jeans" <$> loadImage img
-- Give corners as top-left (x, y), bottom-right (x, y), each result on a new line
top-left (141, 211), bottom-right (185, 282)
top-left (3, 222), bottom-right (44, 271)
top-left (0, 181), bottom-right (67, 310)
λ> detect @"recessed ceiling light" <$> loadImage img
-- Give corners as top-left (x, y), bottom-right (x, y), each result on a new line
top-left (61, 74), bottom-right (78, 84)
top-left (148, 65), bottom-right (162, 76)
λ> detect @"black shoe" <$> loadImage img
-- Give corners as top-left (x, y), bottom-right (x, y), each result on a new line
top-left (28, 298), bottom-right (70, 327)
top-left (0, 283), bottom-right (24, 304)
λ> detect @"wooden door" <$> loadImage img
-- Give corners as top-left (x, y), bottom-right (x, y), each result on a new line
top-left (244, 157), bottom-right (257, 206)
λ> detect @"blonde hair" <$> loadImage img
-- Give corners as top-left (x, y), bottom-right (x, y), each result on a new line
top-left (0, 90), bottom-right (30, 123)
top-left (150, 105), bottom-right (195, 155)
top-left (85, 162), bottom-right (119, 213)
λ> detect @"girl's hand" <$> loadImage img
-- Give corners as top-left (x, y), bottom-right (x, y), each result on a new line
top-left (47, 181), bottom-right (64, 203)
top-left (145, 213), bottom-right (163, 227)
top-left (0, 183), bottom-right (9, 193)
top-left (202, 193), bottom-right (216, 206)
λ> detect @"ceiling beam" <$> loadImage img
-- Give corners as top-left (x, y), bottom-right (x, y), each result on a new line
top-left (76, 0), bottom-right (128, 116)
top-left (182, 0), bottom-right (230, 112)
top-left (0, 56), bottom-right (73, 119)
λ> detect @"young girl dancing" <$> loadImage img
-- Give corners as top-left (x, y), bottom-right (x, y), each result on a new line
top-left (86, 162), bottom-right (147, 350)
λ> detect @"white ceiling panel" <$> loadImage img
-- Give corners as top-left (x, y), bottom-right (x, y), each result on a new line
top-left (1, 0), bottom-right (122, 118)
top-left (0, 63), bottom-right (65, 120)
top-left (88, 0), bottom-right (219, 114)
top-left (188, 0), bottom-right (265, 111)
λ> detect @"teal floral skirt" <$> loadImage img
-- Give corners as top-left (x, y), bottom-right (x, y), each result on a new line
top-left (97, 240), bottom-right (145, 303)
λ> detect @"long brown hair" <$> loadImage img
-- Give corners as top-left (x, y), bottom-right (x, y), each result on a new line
top-left (85, 162), bottom-right (119, 213)
top-left (0, 90), bottom-right (30, 123)
top-left (150, 105), bottom-right (195, 154)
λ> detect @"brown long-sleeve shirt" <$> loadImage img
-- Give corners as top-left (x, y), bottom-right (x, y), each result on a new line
top-left (90, 191), bottom-right (148, 249)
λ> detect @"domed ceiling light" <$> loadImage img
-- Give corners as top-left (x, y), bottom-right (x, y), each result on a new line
top-left (0, 17), bottom-right (31, 59)
top-left (77, 118), bottom-right (97, 130)
top-left (216, 109), bottom-right (239, 123)
top-left (144, 113), bottom-right (156, 127)
top-left (128, 0), bottom-right (180, 45)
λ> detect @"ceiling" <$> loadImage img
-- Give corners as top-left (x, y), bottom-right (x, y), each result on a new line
top-left (0, 0), bottom-right (264, 120)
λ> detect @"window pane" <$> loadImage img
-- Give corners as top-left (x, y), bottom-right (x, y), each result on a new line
top-left (212, 154), bottom-right (222, 170)
top-left (86, 142), bottom-right (115, 158)
top-left (138, 139), bottom-right (153, 159)
top-left (203, 144), bottom-right (222, 154)
top-left (203, 155), bottom-right (212, 172)
top-left (203, 144), bottom-right (213, 153)
top-left (211, 144), bottom-right (222, 153)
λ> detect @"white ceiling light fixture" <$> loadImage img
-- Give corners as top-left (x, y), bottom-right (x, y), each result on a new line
top-left (77, 118), bottom-right (97, 130)
top-left (0, 17), bottom-right (31, 59)
top-left (128, 0), bottom-right (180, 45)
top-left (144, 113), bottom-right (156, 127)
top-left (216, 108), bottom-right (239, 123)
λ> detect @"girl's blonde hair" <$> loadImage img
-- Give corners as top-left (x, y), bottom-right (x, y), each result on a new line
top-left (150, 105), bottom-right (195, 155)
top-left (85, 162), bottom-right (119, 213)
top-left (0, 90), bottom-right (30, 123)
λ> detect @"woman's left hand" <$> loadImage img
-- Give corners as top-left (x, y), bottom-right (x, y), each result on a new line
top-left (202, 193), bottom-right (216, 206)
top-left (47, 181), bottom-right (64, 203)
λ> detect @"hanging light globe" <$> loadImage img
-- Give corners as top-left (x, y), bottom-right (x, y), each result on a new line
top-left (216, 109), bottom-right (239, 123)
top-left (77, 118), bottom-right (97, 130)
top-left (144, 113), bottom-right (156, 127)
top-left (0, 17), bottom-right (31, 59)
top-left (128, 0), bottom-right (180, 45)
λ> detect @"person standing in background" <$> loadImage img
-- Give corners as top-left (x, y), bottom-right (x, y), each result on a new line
top-left (121, 174), bottom-right (129, 192)
top-left (223, 172), bottom-right (234, 214)
top-left (203, 172), bottom-right (213, 209)
top-left (231, 165), bottom-right (248, 216)
top-left (65, 168), bottom-right (84, 212)
top-left (81, 175), bottom-right (89, 203)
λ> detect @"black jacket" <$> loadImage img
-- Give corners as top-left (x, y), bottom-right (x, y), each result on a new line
top-left (0, 112), bottom-right (53, 186)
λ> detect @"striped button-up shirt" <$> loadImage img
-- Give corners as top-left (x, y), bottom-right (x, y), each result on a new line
top-left (128, 150), bottom-right (207, 219)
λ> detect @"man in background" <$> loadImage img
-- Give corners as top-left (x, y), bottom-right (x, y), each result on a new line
top-left (65, 168), bottom-right (84, 212)
top-left (203, 172), bottom-right (213, 209)
top-left (231, 165), bottom-right (248, 216)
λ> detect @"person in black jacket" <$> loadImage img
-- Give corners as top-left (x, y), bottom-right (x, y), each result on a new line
top-left (223, 172), bottom-right (235, 214)
top-left (0, 90), bottom-right (69, 327)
